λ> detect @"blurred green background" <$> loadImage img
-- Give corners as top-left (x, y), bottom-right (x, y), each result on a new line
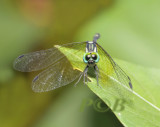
top-left (0, 0), bottom-right (160, 127)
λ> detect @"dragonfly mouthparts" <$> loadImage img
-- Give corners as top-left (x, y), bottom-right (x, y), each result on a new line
top-left (88, 60), bottom-right (95, 65)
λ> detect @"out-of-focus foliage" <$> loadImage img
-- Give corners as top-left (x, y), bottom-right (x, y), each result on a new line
top-left (0, 0), bottom-right (41, 83)
top-left (76, 0), bottom-right (160, 68)
top-left (0, 75), bottom-right (54, 127)
top-left (1, 0), bottom-right (160, 127)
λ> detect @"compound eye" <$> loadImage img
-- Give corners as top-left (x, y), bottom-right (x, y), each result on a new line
top-left (85, 54), bottom-right (91, 61)
top-left (92, 54), bottom-right (97, 60)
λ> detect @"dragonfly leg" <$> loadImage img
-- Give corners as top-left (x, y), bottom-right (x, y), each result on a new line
top-left (83, 66), bottom-right (89, 85)
top-left (74, 65), bottom-right (88, 87)
top-left (94, 65), bottom-right (101, 88)
top-left (86, 70), bottom-right (88, 84)
top-left (83, 72), bottom-right (85, 85)
top-left (74, 72), bottom-right (83, 87)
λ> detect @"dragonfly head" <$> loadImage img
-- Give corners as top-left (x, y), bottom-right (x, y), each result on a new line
top-left (83, 52), bottom-right (100, 64)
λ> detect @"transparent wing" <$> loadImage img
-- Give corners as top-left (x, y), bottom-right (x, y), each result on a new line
top-left (96, 43), bottom-right (132, 100)
top-left (97, 43), bottom-right (132, 89)
top-left (13, 42), bottom-right (86, 72)
top-left (23, 42), bottom-right (87, 92)
top-left (32, 57), bottom-right (82, 92)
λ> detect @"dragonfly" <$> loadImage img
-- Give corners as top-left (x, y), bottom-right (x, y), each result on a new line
top-left (13, 33), bottom-right (132, 93)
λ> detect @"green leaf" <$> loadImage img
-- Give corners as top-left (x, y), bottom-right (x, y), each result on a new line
top-left (58, 46), bottom-right (160, 127)
top-left (88, 59), bottom-right (160, 127)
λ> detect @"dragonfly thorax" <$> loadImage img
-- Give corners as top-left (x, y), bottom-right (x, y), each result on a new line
top-left (86, 41), bottom-right (97, 52)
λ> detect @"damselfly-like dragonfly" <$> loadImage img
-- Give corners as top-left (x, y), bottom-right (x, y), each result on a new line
top-left (13, 33), bottom-right (132, 92)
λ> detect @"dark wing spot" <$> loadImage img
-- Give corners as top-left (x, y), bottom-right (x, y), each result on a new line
top-left (128, 77), bottom-right (133, 89)
top-left (33, 76), bottom-right (39, 82)
top-left (129, 82), bottom-right (133, 89)
top-left (18, 55), bottom-right (24, 59)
